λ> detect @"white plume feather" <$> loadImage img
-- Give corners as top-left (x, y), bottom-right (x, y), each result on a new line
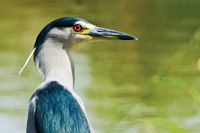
top-left (18, 48), bottom-right (36, 75)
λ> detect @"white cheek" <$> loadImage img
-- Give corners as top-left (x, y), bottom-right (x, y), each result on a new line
top-left (48, 27), bottom-right (71, 39)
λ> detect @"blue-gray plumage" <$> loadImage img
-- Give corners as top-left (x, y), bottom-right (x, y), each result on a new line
top-left (27, 81), bottom-right (89, 133)
top-left (23, 17), bottom-right (137, 133)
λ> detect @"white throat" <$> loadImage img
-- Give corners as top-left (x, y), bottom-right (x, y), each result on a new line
top-left (36, 38), bottom-right (74, 91)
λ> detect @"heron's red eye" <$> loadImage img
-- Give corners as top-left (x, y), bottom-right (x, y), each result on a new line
top-left (73, 24), bottom-right (82, 32)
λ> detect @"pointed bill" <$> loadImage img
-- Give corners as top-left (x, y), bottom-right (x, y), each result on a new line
top-left (88, 27), bottom-right (137, 40)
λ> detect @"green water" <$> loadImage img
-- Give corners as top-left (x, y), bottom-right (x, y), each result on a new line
top-left (0, 0), bottom-right (200, 133)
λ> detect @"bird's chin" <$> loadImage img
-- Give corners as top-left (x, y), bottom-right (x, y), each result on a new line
top-left (65, 35), bottom-right (93, 52)
top-left (74, 34), bottom-right (93, 43)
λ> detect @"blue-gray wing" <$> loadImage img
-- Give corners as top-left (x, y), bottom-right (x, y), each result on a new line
top-left (26, 97), bottom-right (37, 133)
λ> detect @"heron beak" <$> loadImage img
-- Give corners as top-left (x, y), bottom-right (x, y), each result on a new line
top-left (88, 27), bottom-right (137, 40)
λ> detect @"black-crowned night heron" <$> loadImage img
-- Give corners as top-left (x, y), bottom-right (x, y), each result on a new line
top-left (20, 17), bottom-right (137, 133)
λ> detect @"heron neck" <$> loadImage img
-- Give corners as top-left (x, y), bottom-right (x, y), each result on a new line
top-left (36, 39), bottom-right (74, 91)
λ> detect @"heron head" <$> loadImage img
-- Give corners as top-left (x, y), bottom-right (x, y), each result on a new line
top-left (19, 17), bottom-right (137, 75)
top-left (34, 17), bottom-right (137, 53)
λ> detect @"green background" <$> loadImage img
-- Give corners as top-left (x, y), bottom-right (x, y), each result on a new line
top-left (0, 0), bottom-right (200, 132)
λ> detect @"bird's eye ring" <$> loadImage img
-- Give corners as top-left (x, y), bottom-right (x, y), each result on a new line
top-left (73, 24), bottom-right (82, 32)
